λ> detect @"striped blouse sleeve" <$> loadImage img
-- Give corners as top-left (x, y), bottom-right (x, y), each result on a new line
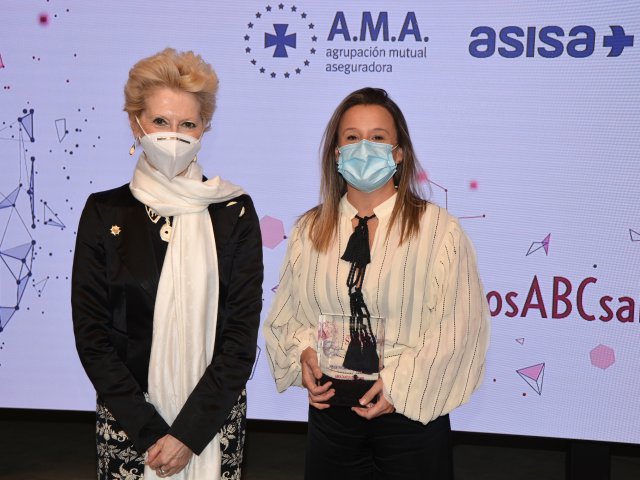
top-left (380, 217), bottom-right (490, 424)
top-left (263, 223), bottom-right (316, 392)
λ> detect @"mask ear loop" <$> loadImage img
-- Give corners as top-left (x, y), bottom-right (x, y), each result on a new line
top-left (130, 116), bottom-right (147, 156)
top-left (135, 116), bottom-right (149, 137)
top-left (391, 144), bottom-right (402, 164)
top-left (188, 120), bottom-right (208, 167)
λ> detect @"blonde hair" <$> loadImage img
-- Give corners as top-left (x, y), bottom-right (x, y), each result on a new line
top-left (124, 48), bottom-right (219, 130)
top-left (303, 87), bottom-right (427, 252)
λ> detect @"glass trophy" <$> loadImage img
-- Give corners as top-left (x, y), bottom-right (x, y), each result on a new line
top-left (317, 313), bottom-right (385, 407)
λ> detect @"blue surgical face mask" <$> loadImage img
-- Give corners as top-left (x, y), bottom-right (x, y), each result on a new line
top-left (337, 140), bottom-right (398, 193)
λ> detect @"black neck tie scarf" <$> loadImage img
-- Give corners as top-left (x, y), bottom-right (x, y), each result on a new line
top-left (341, 214), bottom-right (380, 375)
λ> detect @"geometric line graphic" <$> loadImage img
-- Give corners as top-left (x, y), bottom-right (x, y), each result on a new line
top-left (42, 201), bottom-right (65, 229)
top-left (420, 174), bottom-right (485, 220)
top-left (0, 241), bottom-right (33, 261)
top-left (1, 108), bottom-right (37, 334)
top-left (17, 273), bottom-right (29, 303)
top-left (0, 186), bottom-right (20, 209)
top-left (27, 156), bottom-right (36, 228)
top-left (0, 307), bottom-right (17, 331)
top-left (0, 248), bottom-right (32, 282)
top-left (517, 362), bottom-right (545, 395)
top-left (32, 276), bottom-right (49, 296)
top-left (55, 118), bottom-right (67, 142)
top-left (630, 229), bottom-right (640, 242)
top-left (458, 213), bottom-right (487, 220)
top-left (425, 176), bottom-right (448, 209)
top-left (18, 109), bottom-right (34, 142)
top-left (526, 233), bottom-right (551, 256)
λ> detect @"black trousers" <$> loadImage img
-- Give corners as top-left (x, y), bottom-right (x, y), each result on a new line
top-left (305, 406), bottom-right (453, 480)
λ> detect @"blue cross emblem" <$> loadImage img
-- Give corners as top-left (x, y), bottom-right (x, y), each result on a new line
top-left (265, 24), bottom-right (296, 58)
top-left (603, 25), bottom-right (634, 57)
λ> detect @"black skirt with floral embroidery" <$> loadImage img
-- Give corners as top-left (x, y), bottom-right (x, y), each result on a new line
top-left (95, 389), bottom-right (247, 480)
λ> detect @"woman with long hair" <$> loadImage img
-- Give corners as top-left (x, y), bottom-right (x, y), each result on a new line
top-left (264, 87), bottom-right (489, 479)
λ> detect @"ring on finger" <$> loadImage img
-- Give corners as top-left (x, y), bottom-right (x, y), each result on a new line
top-left (160, 467), bottom-right (166, 475)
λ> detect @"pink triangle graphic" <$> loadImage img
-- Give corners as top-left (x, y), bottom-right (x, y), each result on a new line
top-left (542, 234), bottom-right (551, 254)
top-left (517, 363), bottom-right (544, 381)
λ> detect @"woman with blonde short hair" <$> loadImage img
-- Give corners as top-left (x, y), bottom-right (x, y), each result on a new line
top-left (72, 48), bottom-right (263, 480)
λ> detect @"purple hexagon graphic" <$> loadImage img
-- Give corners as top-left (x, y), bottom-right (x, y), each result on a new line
top-left (260, 215), bottom-right (286, 249)
top-left (590, 344), bottom-right (615, 370)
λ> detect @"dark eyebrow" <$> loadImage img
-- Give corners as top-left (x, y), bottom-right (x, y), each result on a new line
top-left (145, 114), bottom-right (199, 123)
top-left (341, 127), bottom-right (391, 135)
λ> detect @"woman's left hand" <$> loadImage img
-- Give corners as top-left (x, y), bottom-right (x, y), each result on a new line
top-left (146, 434), bottom-right (193, 477)
top-left (351, 378), bottom-right (395, 420)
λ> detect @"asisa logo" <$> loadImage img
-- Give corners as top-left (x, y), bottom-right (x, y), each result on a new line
top-left (469, 25), bottom-right (634, 58)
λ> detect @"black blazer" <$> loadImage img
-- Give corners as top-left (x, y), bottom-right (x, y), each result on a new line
top-left (71, 184), bottom-right (263, 454)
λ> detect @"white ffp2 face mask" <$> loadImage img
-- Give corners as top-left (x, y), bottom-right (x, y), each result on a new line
top-left (136, 117), bottom-right (201, 179)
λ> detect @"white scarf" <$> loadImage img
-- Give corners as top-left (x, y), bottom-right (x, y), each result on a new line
top-left (130, 155), bottom-right (244, 480)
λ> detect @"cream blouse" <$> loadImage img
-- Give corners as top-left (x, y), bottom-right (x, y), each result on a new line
top-left (263, 193), bottom-right (490, 424)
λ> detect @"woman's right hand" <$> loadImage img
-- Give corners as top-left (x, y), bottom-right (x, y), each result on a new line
top-left (146, 434), bottom-right (193, 477)
top-left (300, 347), bottom-right (334, 409)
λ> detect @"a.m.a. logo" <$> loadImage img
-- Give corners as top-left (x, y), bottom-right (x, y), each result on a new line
top-left (324, 11), bottom-right (430, 75)
top-left (244, 3), bottom-right (318, 78)
top-left (327, 11), bottom-right (427, 43)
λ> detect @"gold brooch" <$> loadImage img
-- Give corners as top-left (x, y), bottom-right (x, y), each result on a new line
top-left (110, 225), bottom-right (121, 236)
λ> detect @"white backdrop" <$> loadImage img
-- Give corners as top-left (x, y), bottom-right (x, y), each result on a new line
top-left (0, 1), bottom-right (639, 444)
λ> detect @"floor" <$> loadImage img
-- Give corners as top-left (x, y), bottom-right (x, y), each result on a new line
top-left (0, 410), bottom-right (638, 479)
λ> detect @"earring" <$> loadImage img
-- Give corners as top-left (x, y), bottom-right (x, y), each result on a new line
top-left (129, 142), bottom-right (136, 156)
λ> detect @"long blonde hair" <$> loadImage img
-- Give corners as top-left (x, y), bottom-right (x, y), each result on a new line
top-left (304, 87), bottom-right (427, 252)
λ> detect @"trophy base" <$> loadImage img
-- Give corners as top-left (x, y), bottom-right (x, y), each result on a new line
top-left (319, 374), bottom-right (376, 407)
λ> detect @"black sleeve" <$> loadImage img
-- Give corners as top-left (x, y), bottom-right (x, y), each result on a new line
top-left (71, 194), bottom-right (169, 452)
top-left (168, 195), bottom-right (264, 455)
